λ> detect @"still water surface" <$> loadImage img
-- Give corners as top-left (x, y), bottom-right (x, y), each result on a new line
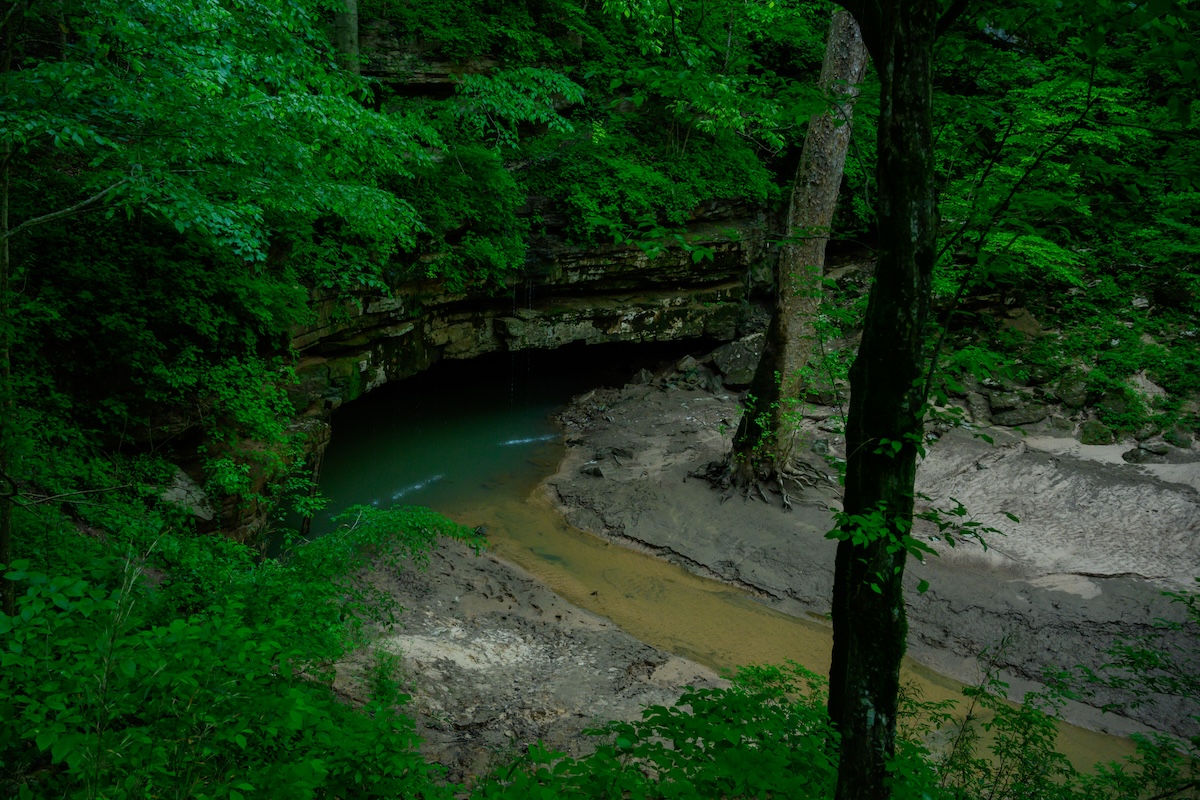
top-left (314, 347), bottom-right (1134, 770)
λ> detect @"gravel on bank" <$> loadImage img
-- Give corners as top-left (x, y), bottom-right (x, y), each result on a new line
top-left (336, 539), bottom-right (722, 784)
top-left (544, 369), bottom-right (1200, 738)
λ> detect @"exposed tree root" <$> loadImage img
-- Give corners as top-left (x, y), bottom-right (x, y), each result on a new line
top-left (691, 455), bottom-right (839, 510)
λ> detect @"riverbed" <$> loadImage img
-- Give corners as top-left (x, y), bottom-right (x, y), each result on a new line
top-left (320, 345), bottom-right (1199, 778)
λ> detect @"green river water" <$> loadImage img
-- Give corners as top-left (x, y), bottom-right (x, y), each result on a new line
top-left (312, 346), bottom-right (1135, 771)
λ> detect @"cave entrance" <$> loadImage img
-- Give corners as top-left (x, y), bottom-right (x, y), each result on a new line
top-left (309, 339), bottom-right (717, 534)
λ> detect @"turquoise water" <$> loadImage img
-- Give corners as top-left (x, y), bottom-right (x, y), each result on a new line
top-left (309, 343), bottom-right (699, 533)
top-left (306, 342), bottom-right (1135, 768)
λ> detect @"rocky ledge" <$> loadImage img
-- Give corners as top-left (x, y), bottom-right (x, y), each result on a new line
top-left (544, 352), bottom-right (1200, 738)
top-left (335, 540), bottom-right (722, 785)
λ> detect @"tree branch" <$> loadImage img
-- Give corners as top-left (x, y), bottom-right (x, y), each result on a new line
top-left (950, 57), bottom-right (1099, 264)
top-left (936, 0), bottom-right (971, 38)
top-left (0, 466), bottom-right (16, 499)
top-left (1145, 781), bottom-right (1200, 800)
top-left (1, 0), bottom-right (37, 36)
top-left (663, 0), bottom-right (683, 59)
top-left (935, 115), bottom-right (1018, 263)
top-left (2, 179), bottom-right (128, 240)
top-left (922, 60), bottom-right (1100, 403)
top-left (17, 483), bottom-right (132, 507)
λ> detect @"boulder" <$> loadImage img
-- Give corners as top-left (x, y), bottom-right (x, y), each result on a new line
top-left (1130, 370), bottom-right (1168, 404)
top-left (160, 468), bottom-right (215, 523)
top-left (1079, 420), bottom-right (1115, 445)
top-left (1134, 423), bottom-right (1159, 441)
top-left (991, 405), bottom-right (1049, 427)
top-left (1140, 439), bottom-right (1172, 456)
top-left (1042, 414), bottom-right (1075, 433)
top-left (999, 307), bottom-right (1044, 338)
top-left (1098, 390), bottom-right (1133, 419)
top-left (1054, 367), bottom-right (1090, 409)
top-left (711, 333), bottom-right (764, 386)
top-left (1025, 364), bottom-right (1054, 385)
top-left (965, 392), bottom-right (992, 424)
top-left (803, 379), bottom-right (846, 406)
top-left (629, 368), bottom-right (655, 386)
top-left (1123, 448), bottom-right (1167, 464)
top-left (1164, 428), bottom-right (1195, 448)
top-left (987, 390), bottom-right (1025, 412)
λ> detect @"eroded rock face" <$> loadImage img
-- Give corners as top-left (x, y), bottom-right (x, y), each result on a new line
top-left (287, 226), bottom-right (767, 418)
top-left (206, 215), bottom-right (768, 538)
top-left (287, 22), bottom-right (772, 417)
top-left (546, 364), bottom-right (1200, 737)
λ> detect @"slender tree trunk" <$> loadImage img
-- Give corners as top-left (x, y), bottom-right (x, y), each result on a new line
top-left (1, 142), bottom-right (13, 617)
top-left (730, 10), bottom-right (868, 484)
top-left (826, 2), bottom-right (940, 799)
top-left (1, 14), bottom-right (16, 617)
top-left (776, 9), bottom-right (868, 418)
top-left (334, 0), bottom-right (360, 76)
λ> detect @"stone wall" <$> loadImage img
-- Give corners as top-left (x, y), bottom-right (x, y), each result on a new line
top-left (283, 17), bottom-right (775, 419)
top-left (287, 219), bottom-right (769, 419)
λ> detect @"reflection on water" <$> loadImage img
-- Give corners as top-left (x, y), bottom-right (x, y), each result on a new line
top-left (311, 345), bottom-right (620, 532)
top-left (498, 434), bottom-right (560, 446)
top-left (314, 345), bottom-right (1135, 771)
top-left (389, 474), bottom-right (445, 502)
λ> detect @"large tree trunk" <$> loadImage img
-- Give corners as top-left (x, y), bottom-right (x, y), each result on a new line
top-left (334, 0), bottom-right (360, 76)
top-left (729, 9), bottom-right (868, 490)
top-left (825, 2), bottom-right (940, 799)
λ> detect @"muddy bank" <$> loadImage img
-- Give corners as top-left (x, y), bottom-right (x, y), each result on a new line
top-left (335, 354), bottom-right (1199, 780)
top-left (545, 370), bottom-right (1200, 737)
top-left (336, 539), bottom-right (722, 784)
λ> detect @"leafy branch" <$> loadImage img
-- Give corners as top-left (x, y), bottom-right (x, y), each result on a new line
top-left (1, 180), bottom-right (129, 241)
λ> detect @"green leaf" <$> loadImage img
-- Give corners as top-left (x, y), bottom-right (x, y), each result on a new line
top-left (51, 737), bottom-right (73, 765)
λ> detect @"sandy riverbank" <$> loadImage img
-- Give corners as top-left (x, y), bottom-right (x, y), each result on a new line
top-left (336, 539), bottom-right (724, 783)
top-left (544, 368), bottom-right (1200, 738)
top-left (341, 355), bottom-right (1200, 780)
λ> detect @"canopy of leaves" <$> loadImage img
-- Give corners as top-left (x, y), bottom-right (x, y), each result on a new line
top-left (2, 0), bottom-right (1200, 796)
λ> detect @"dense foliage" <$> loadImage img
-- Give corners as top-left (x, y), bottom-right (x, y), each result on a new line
top-left (925, 0), bottom-right (1200, 435)
top-left (0, 499), bottom-right (479, 798)
top-left (1, 0), bottom-right (1198, 796)
top-left (474, 658), bottom-right (1199, 799)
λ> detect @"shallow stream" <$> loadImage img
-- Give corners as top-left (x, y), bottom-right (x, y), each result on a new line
top-left (313, 345), bottom-right (1134, 770)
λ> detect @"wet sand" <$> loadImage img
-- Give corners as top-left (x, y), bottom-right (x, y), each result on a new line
top-left (339, 360), bottom-right (1200, 780)
top-left (545, 377), bottom-right (1200, 740)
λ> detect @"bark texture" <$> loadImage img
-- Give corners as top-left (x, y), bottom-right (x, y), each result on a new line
top-left (1, 141), bottom-right (12, 618)
top-left (1, 15), bottom-right (16, 617)
top-left (334, 0), bottom-right (360, 75)
top-left (731, 10), bottom-right (868, 485)
top-left (826, 2), bottom-right (940, 799)
top-left (776, 10), bottom-right (869, 412)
